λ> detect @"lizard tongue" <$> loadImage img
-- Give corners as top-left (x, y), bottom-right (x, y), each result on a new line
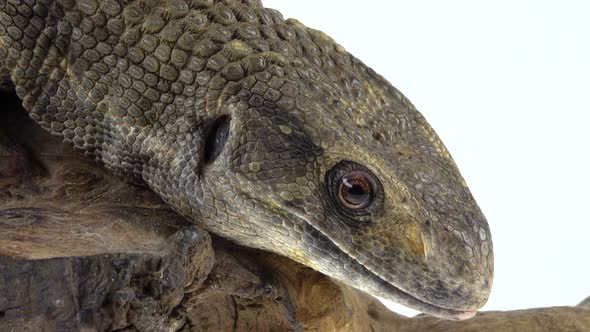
top-left (451, 310), bottom-right (478, 321)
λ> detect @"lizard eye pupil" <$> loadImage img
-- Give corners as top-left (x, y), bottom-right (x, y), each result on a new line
top-left (338, 171), bottom-right (374, 209)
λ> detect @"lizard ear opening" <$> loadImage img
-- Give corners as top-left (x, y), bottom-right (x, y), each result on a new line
top-left (204, 115), bottom-right (231, 164)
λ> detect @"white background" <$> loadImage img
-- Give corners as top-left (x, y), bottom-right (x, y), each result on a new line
top-left (264, 0), bottom-right (590, 316)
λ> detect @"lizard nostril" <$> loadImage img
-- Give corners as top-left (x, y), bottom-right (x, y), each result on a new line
top-left (204, 115), bottom-right (231, 164)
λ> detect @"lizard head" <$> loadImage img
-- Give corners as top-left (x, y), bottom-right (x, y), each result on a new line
top-left (135, 12), bottom-right (494, 320)
top-left (190, 38), bottom-right (493, 320)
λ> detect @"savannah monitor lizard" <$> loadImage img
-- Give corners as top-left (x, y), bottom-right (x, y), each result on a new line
top-left (0, 0), bottom-right (493, 320)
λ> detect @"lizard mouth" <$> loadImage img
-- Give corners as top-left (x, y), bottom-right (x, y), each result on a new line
top-left (289, 213), bottom-right (480, 320)
top-left (352, 257), bottom-right (478, 320)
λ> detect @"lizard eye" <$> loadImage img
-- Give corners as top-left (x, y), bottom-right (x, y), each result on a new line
top-left (326, 161), bottom-right (384, 218)
top-left (338, 171), bottom-right (374, 209)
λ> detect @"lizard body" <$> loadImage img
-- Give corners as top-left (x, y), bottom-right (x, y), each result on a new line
top-left (0, 0), bottom-right (493, 320)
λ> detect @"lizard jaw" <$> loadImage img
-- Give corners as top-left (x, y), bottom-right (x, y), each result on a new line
top-left (352, 257), bottom-right (478, 320)
top-left (288, 213), bottom-right (484, 320)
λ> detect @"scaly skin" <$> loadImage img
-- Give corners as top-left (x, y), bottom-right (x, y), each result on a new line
top-left (0, 0), bottom-right (493, 320)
